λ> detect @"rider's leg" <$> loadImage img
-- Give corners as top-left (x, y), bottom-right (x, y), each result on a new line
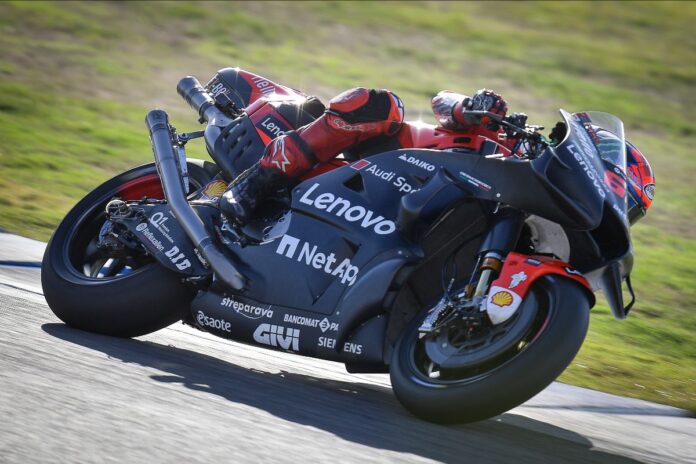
top-left (220, 88), bottom-right (404, 224)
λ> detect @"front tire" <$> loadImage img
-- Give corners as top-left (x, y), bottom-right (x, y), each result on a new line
top-left (42, 161), bottom-right (215, 338)
top-left (389, 276), bottom-right (590, 424)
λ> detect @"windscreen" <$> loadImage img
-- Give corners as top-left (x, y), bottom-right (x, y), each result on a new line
top-left (560, 110), bottom-right (629, 227)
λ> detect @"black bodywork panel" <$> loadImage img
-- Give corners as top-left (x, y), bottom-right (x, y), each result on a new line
top-left (133, 109), bottom-right (633, 364)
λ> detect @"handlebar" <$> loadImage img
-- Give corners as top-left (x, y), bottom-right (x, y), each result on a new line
top-left (462, 109), bottom-right (547, 141)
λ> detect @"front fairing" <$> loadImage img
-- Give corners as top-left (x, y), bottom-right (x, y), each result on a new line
top-left (536, 110), bottom-right (634, 317)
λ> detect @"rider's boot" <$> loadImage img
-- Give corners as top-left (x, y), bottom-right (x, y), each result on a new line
top-left (219, 160), bottom-right (296, 225)
top-left (220, 87), bottom-right (405, 225)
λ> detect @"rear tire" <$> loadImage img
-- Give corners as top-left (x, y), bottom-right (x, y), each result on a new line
top-left (390, 276), bottom-right (590, 424)
top-left (42, 161), bottom-right (215, 338)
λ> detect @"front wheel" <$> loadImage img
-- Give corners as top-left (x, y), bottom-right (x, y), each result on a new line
top-left (390, 275), bottom-right (590, 424)
top-left (42, 160), bottom-right (216, 338)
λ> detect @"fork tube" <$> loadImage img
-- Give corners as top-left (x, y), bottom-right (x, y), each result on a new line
top-left (473, 208), bottom-right (525, 295)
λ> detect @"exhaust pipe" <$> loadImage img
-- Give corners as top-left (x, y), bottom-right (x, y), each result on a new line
top-left (145, 109), bottom-right (245, 291)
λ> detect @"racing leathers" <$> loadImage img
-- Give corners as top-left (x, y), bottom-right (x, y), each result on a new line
top-left (219, 87), bottom-right (512, 225)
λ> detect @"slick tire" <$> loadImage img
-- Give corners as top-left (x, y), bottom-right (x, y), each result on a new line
top-left (390, 276), bottom-right (590, 424)
top-left (42, 160), bottom-right (215, 338)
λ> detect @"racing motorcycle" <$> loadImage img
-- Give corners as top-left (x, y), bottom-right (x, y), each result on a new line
top-left (42, 68), bottom-right (648, 424)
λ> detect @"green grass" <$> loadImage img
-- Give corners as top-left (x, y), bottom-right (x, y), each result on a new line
top-left (1, 1), bottom-right (694, 412)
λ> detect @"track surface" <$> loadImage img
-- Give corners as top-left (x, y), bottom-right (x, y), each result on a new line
top-left (0, 233), bottom-right (693, 463)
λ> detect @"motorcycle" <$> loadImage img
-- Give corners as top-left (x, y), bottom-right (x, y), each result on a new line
top-left (42, 68), bottom-right (640, 423)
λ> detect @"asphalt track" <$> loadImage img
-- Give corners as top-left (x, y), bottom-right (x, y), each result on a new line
top-left (0, 232), bottom-right (693, 464)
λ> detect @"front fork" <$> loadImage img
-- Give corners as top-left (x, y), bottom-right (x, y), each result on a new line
top-left (470, 208), bottom-right (525, 298)
top-left (419, 207), bottom-right (525, 333)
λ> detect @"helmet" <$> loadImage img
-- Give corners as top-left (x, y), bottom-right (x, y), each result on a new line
top-left (625, 142), bottom-right (655, 224)
top-left (594, 128), bottom-right (655, 224)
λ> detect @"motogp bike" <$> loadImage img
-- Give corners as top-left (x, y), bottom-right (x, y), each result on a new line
top-left (43, 68), bottom-right (642, 423)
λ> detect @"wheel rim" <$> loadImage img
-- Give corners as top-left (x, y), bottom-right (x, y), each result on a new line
top-left (62, 169), bottom-right (205, 281)
top-left (406, 289), bottom-right (550, 386)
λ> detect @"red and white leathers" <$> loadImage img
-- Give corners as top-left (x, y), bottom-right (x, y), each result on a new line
top-left (220, 86), bottom-right (513, 225)
top-left (260, 88), bottom-right (513, 179)
top-left (260, 87), bottom-right (405, 178)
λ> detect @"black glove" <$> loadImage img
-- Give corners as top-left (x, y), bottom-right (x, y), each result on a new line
top-left (464, 89), bottom-right (508, 130)
top-left (505, 112), bottom-right (528, 135)
top-left (549, 122), bottom-right (567, 146)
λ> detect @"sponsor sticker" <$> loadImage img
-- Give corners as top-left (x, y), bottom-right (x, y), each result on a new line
top-left (282, 314), bottom-right (339, 332)
top-left (459, 172), bottom-right (492, 192)
top-left (352, 160), bottom-right (418, 193)
top-left (201, 180), bottom-right (228, 200)
top-left (259, 115), bottom-right (289, 139)
top-left (509, 271), bottom-right (527, 289)
top-left (250, 75), bottom-right (276, 96)
top-left (351, 159), bottom-right (371, 170)
top-left (164, 245), bottom-right (192, 271)
top-left (343, 342), bottom-right (363, 355)
top-left (275, 234), bottom-right (359, 286)
top-left (491, 291), bottom-right (514, 307)
top-left (253, 324), bottom-right (300, 351)
top-left (484, 286), bottom-right (523, 325)
top-left (299, 183), bottom-right (396, 235)
top-left (398, 153), bottom-right (436, 172)
top-left (221, 297), bottom-right (273, 319)
top-left (319, 318), bottom-right (338, 333)
top-left (136, 224), bottom-right (165, 252)
top-left (318, 337), bottom-right (336, 349)
top-left (197, 311), bottom-right (231, 332)
top-left (149, 211), bottom-right (175, 243)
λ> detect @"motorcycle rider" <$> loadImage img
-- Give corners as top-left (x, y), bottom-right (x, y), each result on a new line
top-left (219, 87), bottom-right (518, 225)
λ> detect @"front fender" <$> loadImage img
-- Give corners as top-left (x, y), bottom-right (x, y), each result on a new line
top-left (485, 252), bottom-right (595, 324)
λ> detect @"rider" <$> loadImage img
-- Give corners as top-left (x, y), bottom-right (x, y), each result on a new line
top-left (220, 84), bottom-right (655, 227)
top-left (220, 87), bottom-right (514, 225)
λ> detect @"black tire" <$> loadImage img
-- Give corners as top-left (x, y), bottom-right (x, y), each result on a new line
top-left (42, 160), bottom-right (216, 338)
top-left (390, 275), bottom-right (590, 424)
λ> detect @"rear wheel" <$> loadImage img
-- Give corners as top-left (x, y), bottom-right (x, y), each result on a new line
top-left (42, 160), bottom-right (216, 337)
top-left (390, 275), bottom-right (590, 424)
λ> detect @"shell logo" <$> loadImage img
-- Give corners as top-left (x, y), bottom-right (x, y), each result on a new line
top-left (203, 180), bottom-right (228, 198)
top-left (491, 291), bottom-right (514, 307)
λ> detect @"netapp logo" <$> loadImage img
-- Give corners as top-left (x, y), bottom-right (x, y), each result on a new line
top-left (275, 235), bottom-right (359, 286)
top-left (253, 324), bottom-right (300, 351)
top-left (299, 183), bottom-right (396, 235)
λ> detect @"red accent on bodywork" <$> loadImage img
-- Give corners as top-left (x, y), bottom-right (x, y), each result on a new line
top-left (398, 121), bottom-right (514, 155)
top-left (117, 173), bottom-right (164, 200)
top-left (492, 252), bottom-right (595, 307)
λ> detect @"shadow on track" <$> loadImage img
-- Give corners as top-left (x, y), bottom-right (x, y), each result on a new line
top-left (43, 323), bottom-right (642, 464)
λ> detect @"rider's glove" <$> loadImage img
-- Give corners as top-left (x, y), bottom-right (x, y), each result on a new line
top-left (462, 89), bottom-right (508, 130)
top-left (549, 122), bottom-right (567, 146)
